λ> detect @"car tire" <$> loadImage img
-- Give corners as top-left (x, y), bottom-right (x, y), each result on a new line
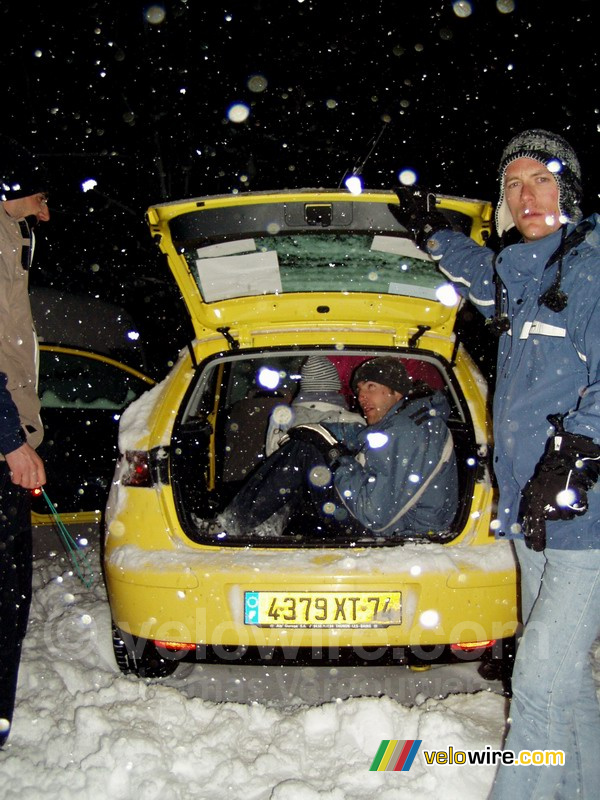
top-left (111, 621), bottom-right (180, 679)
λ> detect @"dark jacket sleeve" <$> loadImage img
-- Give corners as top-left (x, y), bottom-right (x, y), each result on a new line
top-left (0, 371), bottom-right (26, 455)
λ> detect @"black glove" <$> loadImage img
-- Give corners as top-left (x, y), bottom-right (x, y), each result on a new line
top-left (387, 186), bottom-right (450, 250)
top-left (519, 418), bottom-right (600, 551)
top-left (284, 423), bottom-right (350, 468)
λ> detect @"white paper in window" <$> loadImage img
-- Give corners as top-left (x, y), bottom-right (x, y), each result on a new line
top-left (196, 238), bottom-right (257, 258)
top-left (195, 250), bottom-right (282, 302)
top-left (388, 282), bottom-right (438, 300)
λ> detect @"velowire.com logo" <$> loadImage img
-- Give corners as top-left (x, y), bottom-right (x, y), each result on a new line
top-left (370, 740), bottom-right (566, 770)
top-left (370, 739), bottom-right (422, 772)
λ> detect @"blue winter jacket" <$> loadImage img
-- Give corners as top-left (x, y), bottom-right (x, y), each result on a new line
top-left (326, 390), bottom-right (457, 537)
top-left (428, 215), bottom-right (600, 550)
top-left (0, 370), bottom-right (25, 456)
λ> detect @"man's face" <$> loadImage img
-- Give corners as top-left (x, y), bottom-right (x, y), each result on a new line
top-left (504, 157), bottom-right (561, 242)
top-left (3, 192), bottom-right (50, 223)
top-left (356, 380), bottom-right (403, 424)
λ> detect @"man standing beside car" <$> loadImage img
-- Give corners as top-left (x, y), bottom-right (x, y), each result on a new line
top-left (0, 136), bottom-right (48, 749)
top-left (389, 129), bottom-right (600, 799)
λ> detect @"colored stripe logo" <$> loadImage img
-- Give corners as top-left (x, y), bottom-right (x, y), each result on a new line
top-left (370, 739), bottom-right (422, 772)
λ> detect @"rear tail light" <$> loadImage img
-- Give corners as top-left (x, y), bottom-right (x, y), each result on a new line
top-left (121, 447), bottom-right (170, 487)
top-left (153, 640), bottom-right (196, 652)
top-left (122, 451), bottom-right (153, 487)
top-left (450, 639), bottom-right (496, 652)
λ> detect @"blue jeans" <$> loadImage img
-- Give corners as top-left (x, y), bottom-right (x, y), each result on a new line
top-left (489, 538), bottom-right (600, 800)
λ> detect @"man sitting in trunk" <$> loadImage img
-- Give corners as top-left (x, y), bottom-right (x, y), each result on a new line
top-left (198, 356), bottom-right (458, 539)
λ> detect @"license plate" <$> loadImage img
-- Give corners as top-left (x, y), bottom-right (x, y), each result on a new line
top-left (244, 591), bottom-right (402, 628)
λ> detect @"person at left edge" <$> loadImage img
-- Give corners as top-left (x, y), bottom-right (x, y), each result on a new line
top-left (0, 135), bottom-right (49, 749)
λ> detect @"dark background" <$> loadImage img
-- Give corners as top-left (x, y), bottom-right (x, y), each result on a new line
top-left (2, 0), bottom-right (598, 378)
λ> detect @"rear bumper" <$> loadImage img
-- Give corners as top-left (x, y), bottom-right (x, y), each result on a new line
top-left (105, 540), bottom-right (519, 651)
top-left (113, 627), bottom-right (517, 669)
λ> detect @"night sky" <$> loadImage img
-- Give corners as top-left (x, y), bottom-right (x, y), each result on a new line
top-left (2, 0), bottom-right (599, 373)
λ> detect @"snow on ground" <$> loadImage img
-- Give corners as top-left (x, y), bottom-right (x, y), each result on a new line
top-left (1, 538), bottom-right (598, 800)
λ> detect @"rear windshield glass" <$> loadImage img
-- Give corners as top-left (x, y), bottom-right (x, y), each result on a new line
top-left (183, 233), bottom-right (444, 303)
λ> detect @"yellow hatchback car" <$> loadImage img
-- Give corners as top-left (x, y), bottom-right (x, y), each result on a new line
top-left (104, 189), bottom-right (518, 679)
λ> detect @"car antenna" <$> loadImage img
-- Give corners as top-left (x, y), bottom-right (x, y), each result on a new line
top-left (338, 122), bottom-right (389, 189)
top-left (338, 120), bottom-right (389, 190)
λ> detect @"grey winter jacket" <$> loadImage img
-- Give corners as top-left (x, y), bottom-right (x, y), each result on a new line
top-left (265, 391), bottom-right (365, 456)
top-left (429, 215), bottom-right (600, 549)
top-left (327, 390), bottom-right (457, 537)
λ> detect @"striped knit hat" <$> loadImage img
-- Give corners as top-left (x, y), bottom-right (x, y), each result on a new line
top-left (300, 356), bottom-right (341, 393)
top-left (495, 129), bottom-right (582, 237)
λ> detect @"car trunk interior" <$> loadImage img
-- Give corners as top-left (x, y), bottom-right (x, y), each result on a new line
top-left (169, 348), bottom-right (479, 547)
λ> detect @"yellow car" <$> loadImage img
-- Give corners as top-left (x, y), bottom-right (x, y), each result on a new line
top-left (104, 189), bottom-right (518, 679)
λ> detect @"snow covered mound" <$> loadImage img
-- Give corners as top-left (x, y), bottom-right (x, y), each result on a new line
top-left (1, 541), bottom-right (597, 800)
